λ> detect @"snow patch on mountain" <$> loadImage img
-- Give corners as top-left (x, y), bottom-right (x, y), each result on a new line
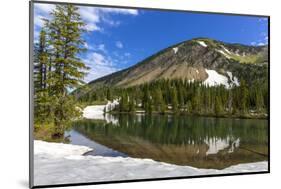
top-left (235, 52), bottom-right (241, 56)
top-left (173, 47), bottom-right (178, 54)
top-left (197, 41), bottom-right (208, 47)
top-left (216, 49), bottom-right (231, 59)
top-left (221, 45), bottom-right (232, 54)
top-left (203, 69), bottom-right (230, 88)
top-left (227, 71), bottom-right (239, 86)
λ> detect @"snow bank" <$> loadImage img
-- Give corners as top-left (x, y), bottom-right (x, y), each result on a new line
top-left (83, 105), bottom-right (105, 119)
top-left (173, 47), bottom-right (178, 54)
top-left (34, 140), bottom-right (268, 186)
top-left (197, 41), bottom-right (208, 47)
top-left (203, 69), bottom-right (230, 88)
top-left (83, 100), bottom-right (119, 120)
top-left (34, 140), bottom-right (92, 158)
top-left (105, 99), bottom-right (119, 112)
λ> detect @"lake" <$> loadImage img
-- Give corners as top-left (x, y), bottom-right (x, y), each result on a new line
top-left (66, 114), bottom-right (268, 169)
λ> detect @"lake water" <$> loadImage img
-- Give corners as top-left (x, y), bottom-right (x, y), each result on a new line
top-left (66, 114), bottom-right (268, 169)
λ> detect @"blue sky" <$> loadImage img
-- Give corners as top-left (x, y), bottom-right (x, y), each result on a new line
top-left (34, 3), bottom-right (268, 82)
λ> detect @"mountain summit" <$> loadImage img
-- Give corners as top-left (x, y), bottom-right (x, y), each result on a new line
top-left (84, 38), bottom-right (268, 90)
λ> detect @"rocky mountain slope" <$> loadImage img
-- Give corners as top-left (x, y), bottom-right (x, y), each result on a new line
top-left (79, 38), bottom-right (268, 94)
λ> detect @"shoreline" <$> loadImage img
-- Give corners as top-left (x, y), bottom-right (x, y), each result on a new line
top-left (82, 101), bottom-right (268, 120)
top-left (105, 111), bottom-right (268, 120)
top-left (34, 140), bottom-right (268, 186)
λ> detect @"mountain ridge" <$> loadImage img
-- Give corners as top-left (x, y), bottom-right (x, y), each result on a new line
top-left (75, 37), bottom-right (268, 97)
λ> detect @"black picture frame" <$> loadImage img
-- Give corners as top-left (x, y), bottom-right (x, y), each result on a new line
top-left (29, 1), bottom-right (270, 188)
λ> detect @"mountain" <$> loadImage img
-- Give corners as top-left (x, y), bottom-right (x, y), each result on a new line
top-left (76, 38), bottom-right (268, 96)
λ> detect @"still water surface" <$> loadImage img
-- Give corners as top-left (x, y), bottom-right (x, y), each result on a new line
top-left (66, 114), bottom-right (268, 169)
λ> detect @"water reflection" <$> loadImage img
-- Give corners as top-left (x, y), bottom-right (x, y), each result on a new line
top-left (70, 114), bottom-right (268, 169)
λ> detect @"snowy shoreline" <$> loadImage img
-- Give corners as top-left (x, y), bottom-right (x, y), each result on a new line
top-left (34, 140), bottom-right (268, 186)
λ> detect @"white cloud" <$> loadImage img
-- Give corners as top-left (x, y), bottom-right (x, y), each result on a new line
top-left (33, 4), bottom-right (137, 81)
top-left (34, 4), bottom-right (138, 33)
top-left (82, 52), bottom-right (117, 81)
top-left (78, 6), bottom-right (138, 32)
top-left (84, 23), bottom-right (101, 32)
top-left (96, 44), bottom-right (106, 53)
top-left (84, 42), bottom-right (90, 49)
top-left (35, 3), bottom-right (55, 14)
top-left (251, 41), bottom-right (267, 46)
top-left (87, 52), bottom-right (111, 66)
top-left (34, 4), bottom-right (54, 41)
top-left (85, 43), bottom-right (107, 53)
top-left (257, 42), bottom-right (266, 46)
top-left (103, 19), bottom-right (121, 27)
top-left (79, 7), bottom-right (100, 23)
top-left (251, 42), bottom-right (257, 46)
top-left (115, 41), bottom-right (123, 49)
top-left (79, 7), bottom-right (101, 32)
top-left (85, 65), bottom-right (117, 82)
top-left (99, 7), bottom-right (138, 15)
top-left (34, 15), bottom-right (45, 27)
top-left (251, 30), bottom-right (268, 46)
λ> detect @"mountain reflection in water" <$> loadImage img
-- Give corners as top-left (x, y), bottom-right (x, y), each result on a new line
top-left (69, 114), bottom-right (268, 169)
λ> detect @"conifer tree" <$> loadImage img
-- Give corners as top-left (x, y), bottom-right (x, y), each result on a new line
top-left (171, 87), bottom-right (178, 112)
top-left (129, 97), bottom-right (136, 112)
top-left (240, 79), bottom-right (249, 113)
top-left (215, 95), bottom-right (223, 115)
top-left (44, 4), bottom-right (88, 134)
top-left (255, 88), bottom-right (264, 112)
top-left (47, 4), bottom-right (88, 95)
top-left (34, 28), bottom-right (50, 123)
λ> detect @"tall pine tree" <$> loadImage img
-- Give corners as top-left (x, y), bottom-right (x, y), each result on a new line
top-left (44, 5), bottom-right (88, 135)
top-left (34, 28), bottom-right (50, 123)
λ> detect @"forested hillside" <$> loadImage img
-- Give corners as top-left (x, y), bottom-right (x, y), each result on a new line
top-left (78, 78), bottom-right (268, 118)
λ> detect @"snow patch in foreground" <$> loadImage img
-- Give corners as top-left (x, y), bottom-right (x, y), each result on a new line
top-left (34, 140), bottom-right (268, 186)
top-left (203, 69), bottom-right (230, 88)
top-left (34, 140), bottom-right (92, 158)
top-left (197, 41), bottom-right (208, 47)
